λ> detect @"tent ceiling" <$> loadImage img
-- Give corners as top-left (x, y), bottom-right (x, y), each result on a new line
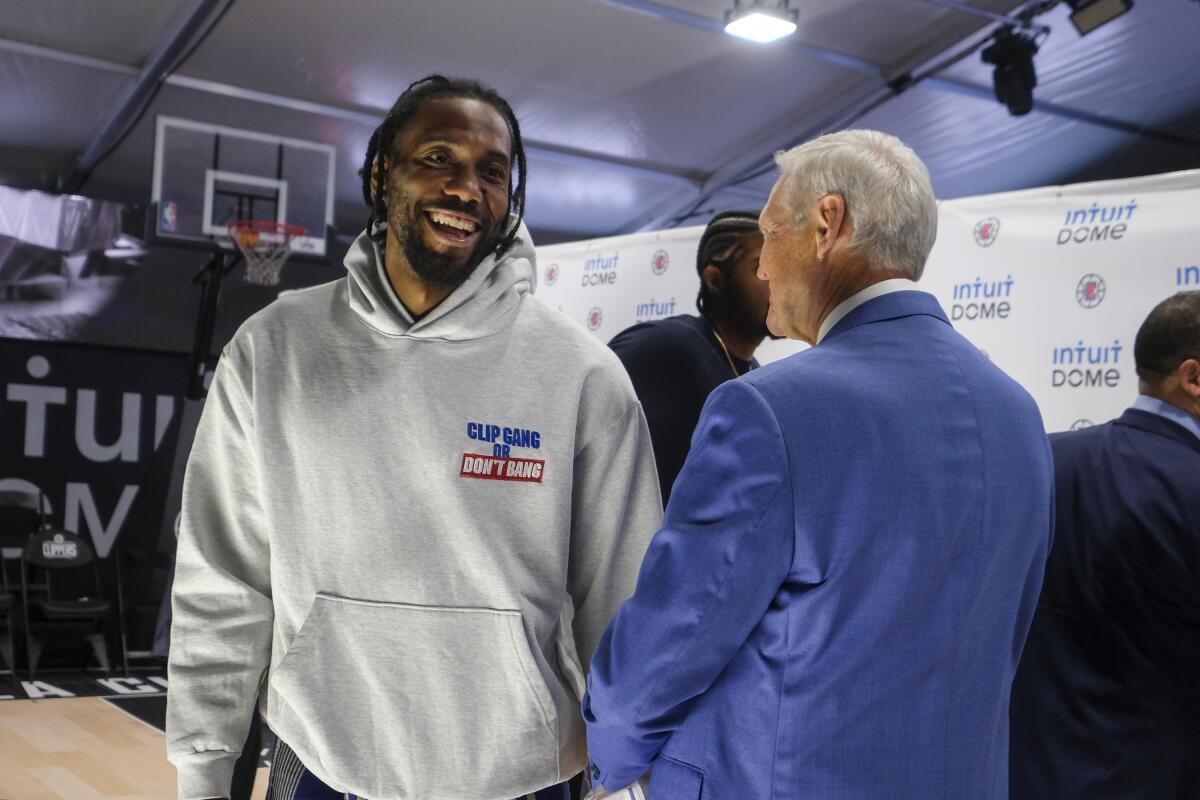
top-left (0, 0), bottom-right (1197, 246)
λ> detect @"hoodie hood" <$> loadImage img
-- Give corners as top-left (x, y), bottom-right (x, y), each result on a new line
top-left (345, 217), bottom-right (536, 340)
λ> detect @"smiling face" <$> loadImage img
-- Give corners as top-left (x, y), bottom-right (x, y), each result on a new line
top-left (383, 96), bottom-right (513, 289)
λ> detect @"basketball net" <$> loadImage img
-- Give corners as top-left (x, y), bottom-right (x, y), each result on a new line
top-left (227, 220), bottom-right (306, 286)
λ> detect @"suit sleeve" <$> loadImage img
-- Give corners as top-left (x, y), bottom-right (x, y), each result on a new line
top-left (166, 350), bottom-right (274, 800)
top-left (567, 374), bottom-right (664, 675)
top-left (583, 379), bottom-right (795, 789)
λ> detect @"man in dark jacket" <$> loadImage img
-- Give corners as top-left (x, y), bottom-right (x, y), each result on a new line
top-left (608, 210), bottom-right (771, 505)
top-left (1010, 291), bottom-right (1200, 799)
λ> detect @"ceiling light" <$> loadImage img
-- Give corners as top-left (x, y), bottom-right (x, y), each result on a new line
top-left (724, 0), bottom-right (799, 43)
top-left (981, 28), bottom-right (1039, 116)
top-left (1066, 0), bottom-right (1133, 35)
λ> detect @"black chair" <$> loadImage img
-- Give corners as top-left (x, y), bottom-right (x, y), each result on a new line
top-left (0, 561), bottom-right (16, 693)
top-left (20, 529), bottom-right (115, 677)
top-left (0, 489), bottom-right (44, 691)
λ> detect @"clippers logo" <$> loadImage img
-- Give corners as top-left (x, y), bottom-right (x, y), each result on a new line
top-left (1076, 274), bottom-right (1106, 308)
top-left (42, 533), bottom-right (78, 560)
top-left (1070, 419), bottom-right (1094, 430)
top-left (651, 250), bottom-right (669, 275)
top-left (461, 422), bottom-right (545, 483)
top-left (1052, 338), bottom-right (1122, 389)
top-left (586, 307), bottom-right (603, 331)
top-left (544, 263), bottom-right (559, 286)
top-left (1057, 199), bottom-right (1135, 246)
top-left (973, 217), bottom-right (1000, 247)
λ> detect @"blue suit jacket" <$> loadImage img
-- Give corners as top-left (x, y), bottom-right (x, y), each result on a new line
top-left (584, 291), bottom-right (1054, 799)
top-left (1009, 409), bottom-right (1200, 799)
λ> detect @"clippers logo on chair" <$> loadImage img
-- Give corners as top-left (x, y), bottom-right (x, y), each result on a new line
top-left (42, 533), bottom-right (78, 560)
top-left (460, 421), bottom-right (545, 483)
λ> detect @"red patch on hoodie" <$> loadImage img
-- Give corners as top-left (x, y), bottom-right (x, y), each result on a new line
top-left (459, 453), bottom-right (545, 483)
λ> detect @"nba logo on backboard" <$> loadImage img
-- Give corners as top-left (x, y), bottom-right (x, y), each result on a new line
top-left (161, 201), bottom-right (178, 233)
top-left (1076, 274), bottom-right (1105, 308)
top-left (586, 307), bottom-right (603, 331)
top-left (544, 264), bottom-right (559, 286)
top-left (973, 217), bottom-right (1000, 247)
top-left (651, 250), bottom-right (669, 275)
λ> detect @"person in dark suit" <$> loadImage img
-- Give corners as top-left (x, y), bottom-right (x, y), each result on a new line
top-left (582, 130), bottom-right (1055, 800)
top-left (608, 210), bottom-right (771, 506)
top-left (1010, 291), bottom-right (1200, 800)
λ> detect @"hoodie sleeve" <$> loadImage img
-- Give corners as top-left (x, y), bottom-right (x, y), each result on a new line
top-left (166, 347), bottom-right (274, 800)
top-left (567, 366), bottom-right (663, 673)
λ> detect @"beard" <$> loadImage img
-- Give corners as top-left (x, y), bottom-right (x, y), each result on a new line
top-left (387, 187), bottom-right (502, 290)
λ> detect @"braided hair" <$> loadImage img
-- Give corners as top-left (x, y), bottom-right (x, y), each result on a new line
top-left (360, 75), bottom-right (527, 257)
top-left (695, 209), bottom-right (762, 315)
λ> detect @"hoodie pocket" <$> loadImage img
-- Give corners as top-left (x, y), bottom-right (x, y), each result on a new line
top-left (269, 592), bottom-right (559, 800)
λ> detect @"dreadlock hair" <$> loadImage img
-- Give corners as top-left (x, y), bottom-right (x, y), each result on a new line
top-left (695, 209), bottom-right (762, 315)
top-left (1134, 291), bottom-right (1200, 383)
top-left (360, 74), bottom-right (527, 257)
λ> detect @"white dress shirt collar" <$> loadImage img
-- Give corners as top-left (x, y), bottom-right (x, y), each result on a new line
top-left (816, 278), bottom-right (920, 344)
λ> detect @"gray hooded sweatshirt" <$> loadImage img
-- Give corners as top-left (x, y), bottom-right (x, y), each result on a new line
top-left (166, 226), bottom-right (662, 800)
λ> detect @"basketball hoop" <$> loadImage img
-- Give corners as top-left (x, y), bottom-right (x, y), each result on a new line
top-left (227, 220), bottom-right (306, 286)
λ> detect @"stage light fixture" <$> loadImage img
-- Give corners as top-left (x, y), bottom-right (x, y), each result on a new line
top-left (724, 0), bottom-right (799, 43)
top-left (981, 28), bottom-right (1039, 116)
top-left (1066, 0), bottom-right (1133, 35)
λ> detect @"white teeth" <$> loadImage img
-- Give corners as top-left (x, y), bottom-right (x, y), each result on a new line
top-left (429, 211), bottom-right (478, 232)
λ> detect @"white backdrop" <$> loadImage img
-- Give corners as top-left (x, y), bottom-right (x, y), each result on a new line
top-left (535, 169), bottom-right (1200, 433)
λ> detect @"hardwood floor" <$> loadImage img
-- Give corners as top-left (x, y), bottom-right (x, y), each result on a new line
top-left (0, 697), bottom-right (268, 800)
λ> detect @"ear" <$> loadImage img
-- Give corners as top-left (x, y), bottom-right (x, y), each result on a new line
top-left (814, 193), bottom-right (847, 261)
top-left (1179, 357), bottom-right (1200, 399)
top-left (702, 264), bottom-right (724, 298)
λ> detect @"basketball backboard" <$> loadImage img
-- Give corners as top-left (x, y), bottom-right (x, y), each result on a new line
top-left (150, 116), bottom-right (335, 258)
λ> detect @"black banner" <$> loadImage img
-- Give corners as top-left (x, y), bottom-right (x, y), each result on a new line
top-left (0, 338), bottom-right (191, 558)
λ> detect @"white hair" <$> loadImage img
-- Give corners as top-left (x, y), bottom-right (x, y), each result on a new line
top-left (773, 130), bottom-right (938, 280)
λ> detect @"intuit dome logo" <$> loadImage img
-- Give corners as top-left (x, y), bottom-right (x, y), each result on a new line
top-left (586, 307), bottom-right (603, 331)
top-left (973, 217), bottom-right (1000, 247)
top-left (543, 263), bottom-right (559, 286)
top-left (951, 275), bottom-right (1013, 321)
top-left (582, 252), bottom-right (619, 287)
top-left (1076, 274), bottom-right (1106, 308)
top-left (651, 250), bottom-right (669, 275)
top-left (635, 297), bottom-right (676, 322)
top-left (1052, 339), bottom-right (1123, 389)
top-left (1057, 199), bottom-right (1136, 246)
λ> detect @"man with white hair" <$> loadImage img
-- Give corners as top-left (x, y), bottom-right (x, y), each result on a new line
top-left (582, 130), bottom-right (1054, 799)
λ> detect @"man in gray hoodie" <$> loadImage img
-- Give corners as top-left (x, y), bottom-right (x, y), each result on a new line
top-left (167, 75), bottom-right (662, 800)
